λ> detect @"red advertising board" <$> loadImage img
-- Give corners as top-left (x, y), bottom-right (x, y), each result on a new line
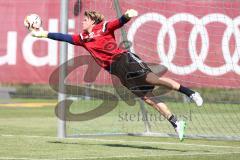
top-left (0, 0), bottom-right (239, 88)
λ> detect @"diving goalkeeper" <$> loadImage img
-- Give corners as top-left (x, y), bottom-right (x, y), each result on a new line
top-left (31, 9), bottom-right (203, 141)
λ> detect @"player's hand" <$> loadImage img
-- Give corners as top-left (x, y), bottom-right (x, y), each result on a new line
top-left (124, 9), bottom-right (138, 19)
top-left (31, 27), bottom-right (48, 38)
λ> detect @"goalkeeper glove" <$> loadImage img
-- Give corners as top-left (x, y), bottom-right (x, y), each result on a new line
top-left (124, 9), bottom-right (138, 19)
top-left (31, 27), bottom-right (48, 38)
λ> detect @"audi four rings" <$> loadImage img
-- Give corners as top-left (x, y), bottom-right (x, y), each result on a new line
top-left (128, 13), bottom-right (240, 76)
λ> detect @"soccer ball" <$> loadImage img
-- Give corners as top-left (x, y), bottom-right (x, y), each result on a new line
top-left (24, 14), bottom-right (42, 31)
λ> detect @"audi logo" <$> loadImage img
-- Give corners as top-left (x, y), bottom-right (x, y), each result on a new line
top-left (128, 13), bottom-right (240, 76)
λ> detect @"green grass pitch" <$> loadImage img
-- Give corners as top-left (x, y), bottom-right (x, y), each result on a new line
top-left (0, 98), bottom-right (240, 160)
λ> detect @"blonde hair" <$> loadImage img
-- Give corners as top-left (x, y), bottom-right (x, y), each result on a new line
top-left (84, 11), bottom-right (104, 24)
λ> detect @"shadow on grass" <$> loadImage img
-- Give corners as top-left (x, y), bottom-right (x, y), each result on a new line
top-left (102, 143), bottom-right (189, 152)
top-left (48, 141), bottom-right (210, 153)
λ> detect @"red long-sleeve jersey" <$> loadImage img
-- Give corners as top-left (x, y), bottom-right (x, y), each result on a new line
top-left (71, 16), bottom-right (129, 70)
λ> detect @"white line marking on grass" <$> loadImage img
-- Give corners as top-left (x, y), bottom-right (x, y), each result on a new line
top-left (1, 134), bottom-right (240, 150)
top-left (68, 152), bottom-right (240, 159)
top-left (0, 151), bottom-right (240, 160)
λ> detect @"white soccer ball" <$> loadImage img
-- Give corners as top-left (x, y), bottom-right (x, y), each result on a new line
top-left (24, 14), bottom-right (42, 31)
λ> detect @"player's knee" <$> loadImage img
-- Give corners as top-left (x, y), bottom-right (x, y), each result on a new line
top-left (142, 96), bottom-right (155, 106)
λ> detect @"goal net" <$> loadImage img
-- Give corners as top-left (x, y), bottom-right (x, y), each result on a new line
top-left (59, 0), bottom-right (240, 140)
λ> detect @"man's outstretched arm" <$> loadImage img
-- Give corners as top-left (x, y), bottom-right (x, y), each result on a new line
top-left (48, 33), bottom-right (73, 44)
top-left (106, 9), bottom-right (138, 31)
top-left (31, 28), bottom-right (83, 45)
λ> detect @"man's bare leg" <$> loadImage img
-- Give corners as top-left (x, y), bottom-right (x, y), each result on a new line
top-left (142, 92), bottom-right (186, 141)
top-left (145, 72), bottom-right (203, 106)
top-left (145, 72), bottom-right (180, 90)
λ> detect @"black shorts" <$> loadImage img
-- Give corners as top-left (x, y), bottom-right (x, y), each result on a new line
top-left (109, 51), bottom-right (155, 97)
